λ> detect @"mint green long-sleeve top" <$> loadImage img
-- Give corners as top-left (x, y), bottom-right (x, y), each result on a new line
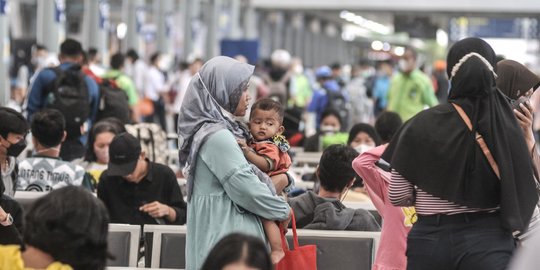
top-left (185, 129), bottom-right (290, 270)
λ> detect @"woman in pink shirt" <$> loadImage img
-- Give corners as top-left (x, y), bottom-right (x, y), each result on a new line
top-left (353, 144), bottom-right (414, 270)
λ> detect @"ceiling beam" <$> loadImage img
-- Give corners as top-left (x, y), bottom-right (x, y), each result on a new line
top-left (252, 0), bottom-right (540, 14)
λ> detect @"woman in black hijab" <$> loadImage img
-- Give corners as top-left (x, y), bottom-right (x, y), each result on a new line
top-left (383, 38), bottom-right (538, 270)
top-left (496, 59), bottom-right (540, 242)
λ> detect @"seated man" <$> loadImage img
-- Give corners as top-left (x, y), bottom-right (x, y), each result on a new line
top-left (289, 145), bottom-right (380, 231)
top-left (0, 107), bottom-right (28, 244)
top-left (17, 109), bottom-right (90, 191)
top-left (97, 133), bottom-right (186, 225)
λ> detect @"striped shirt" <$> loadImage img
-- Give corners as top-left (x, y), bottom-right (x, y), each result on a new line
top-left (388, 169), bottom-right (499, 215)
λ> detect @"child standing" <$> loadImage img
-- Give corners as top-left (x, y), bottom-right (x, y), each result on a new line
top-left (237, 98), bottom-right (292, 264)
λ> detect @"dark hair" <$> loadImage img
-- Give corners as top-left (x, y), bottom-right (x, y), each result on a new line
top-left (150, 52), bottom-right (160, 65)
top-left (60, 38), bottom-right (83, 57)
top-left (331, 62), bottom-right (341, 70)
top-left (320, 109), bottom-right (342, 126)
top-left (81, 50), bottom-right (89, 65)
top-left (377, 59), bottom-right (393, 67)
top-left (191, 58), bottom-right (203, 65)
top-left (0, 107), bottom-right (29, 138)
top-left (33, 44), bottom-right (48, 51)
top-left (85, 118), bottom-right (126, 162)
top-left (88, 48), bottom-right (98, 60)
top-left (318, 144), bottom-right (358, 193)
top-left (358, 59), bottom-right (371, 67)
top-left (126, 49), bottom-right (139, 61)
top-left (24, 186), bottom-right (110, 270)
top-left (250, 98), bottom-right (285, 123)
top-left (404, 47), bottom-right (418, 60)
top-left (110, 53), bottom-right (125, 70)
top-left (347, 123), bottom-right (381, 146)
top-left (31, 109), bottom-right (65, 148)
top-left (375, 112), bottom-right (402, 143)
top-left (201, 233), bottom-right (272, 270)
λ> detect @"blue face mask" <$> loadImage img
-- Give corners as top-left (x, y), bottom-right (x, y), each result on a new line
top-left (447, 79), bottom-right (452, 96)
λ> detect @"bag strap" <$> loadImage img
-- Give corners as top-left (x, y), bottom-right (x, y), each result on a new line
top-left (452, 103), bottom-right (500, 179)
top-left (279, 210), bottom-right (299, 251)
top-left (149, 127), bottom-right (156, 161)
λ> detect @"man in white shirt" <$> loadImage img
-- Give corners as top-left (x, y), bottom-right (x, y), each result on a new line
top-left (143, 52), bottom-right (168, 131)
top-left (126, 49), bottom-right (148, 97)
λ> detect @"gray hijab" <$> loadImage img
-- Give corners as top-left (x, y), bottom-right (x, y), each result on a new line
top-left (178, 56), bottom-right (255, 201)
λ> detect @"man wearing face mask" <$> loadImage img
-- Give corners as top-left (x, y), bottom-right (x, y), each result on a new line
top-left (387, 48), bottom-right (438, 121)
top-left (0, 107), bottom-right (29, 198)
top-left (17, 109), bottom-right (91, 192)
top-left (0, 108), bottom-right (27, 246)
top-left (288, 145), bottom-right (380, 231)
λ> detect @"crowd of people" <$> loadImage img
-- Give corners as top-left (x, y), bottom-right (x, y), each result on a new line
top-left (0, 35), bottom-right (540, 270)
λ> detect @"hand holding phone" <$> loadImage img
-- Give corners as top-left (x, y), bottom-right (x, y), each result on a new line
top-left (512, 96), bottom-right (531, 114)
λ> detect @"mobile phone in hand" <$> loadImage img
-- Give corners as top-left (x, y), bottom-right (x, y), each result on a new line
top-left (512, 96), bottom-right (531, 114)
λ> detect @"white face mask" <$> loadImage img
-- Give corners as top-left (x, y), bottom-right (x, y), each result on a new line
top-left (354, 144), bottom-right (374, 154)
top-left (292, 65), bottom-right (304, 75)
top-left (320, 125), bottom-right (338, 134)
top-left (398, 59), bottom-right (410, 72)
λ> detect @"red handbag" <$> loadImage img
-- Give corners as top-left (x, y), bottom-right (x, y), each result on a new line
top-left (276, 212), bottom-right (317, 270)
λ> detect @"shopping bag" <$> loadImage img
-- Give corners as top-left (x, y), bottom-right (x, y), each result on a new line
top-left (275, 211), bottom-right (317, 270)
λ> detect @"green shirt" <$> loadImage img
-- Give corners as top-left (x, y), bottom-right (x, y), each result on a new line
top-left (290, 74), bottom-right (312, 108)
top-left (387, 70), bottom-right (438, 121)
top-left (186, 129), bottom-right (290, 270)
top-left (102, 70), bottom-right (139, 106)
top-left (321, 132), bottom-right (349, 149)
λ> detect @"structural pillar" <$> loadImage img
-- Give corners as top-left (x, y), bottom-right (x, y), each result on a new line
top-left (243, 0), bottom-right (257, 39)
top-left (182, 0), bottom-right (201, 59)
top-left (204, 0), bottom-right (220, 59)
top-left (292, 12), bottom-right (304, 58)
top-left (122, 0), bottom-right (145, 53)
top-left (0, 0), bottom-right (8, 106)
top-left (154, 0), bottom-right (175, 54)
top-left (270, 11), bottom-right (284, 51)
top-left (228, 0), bottom-right (242, 39)
top-left (84, 0), bottom-right (109, 64)
top-left (283, 14), bottom-right (294, 54)
top-left (37, 0), bottom-right (65, 54)
top-left (259, 11), bottom-right (271, 58)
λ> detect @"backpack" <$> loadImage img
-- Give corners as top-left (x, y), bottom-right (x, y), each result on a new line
top-left (323, 86), bottom-right (349, 127)
top-left (96, 77), bottom-right (131, 124)
top-left (267, 73), bottom-right (290, 106)
top-left (364, 75), bottom-right (377, 98)
top-left (44, 65), bottom-right (90, 136)
top-left (125, 123), bottom-right (167, 164)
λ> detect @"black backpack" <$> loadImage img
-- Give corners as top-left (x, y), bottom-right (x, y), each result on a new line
top-left (96, 77), bottom-right (131, 124)
top-left (324, 87), bottom-right (350, 128)
top-left (44, 65), bottom-right (90, 136)
top-left (364, 74), bottom-right (377, 98)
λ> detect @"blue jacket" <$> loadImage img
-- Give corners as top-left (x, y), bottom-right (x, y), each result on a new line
top-left (307, 80), bottom-right (347, 127)
top-left (26, 62), bottom-right (99, 144)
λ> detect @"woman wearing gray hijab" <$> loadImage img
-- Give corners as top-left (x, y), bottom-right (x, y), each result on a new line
top-left (178, 56), bottom-right (291, 270)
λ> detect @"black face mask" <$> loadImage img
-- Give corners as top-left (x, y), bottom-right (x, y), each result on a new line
top-left (6, 139), bottom-right (27, 157)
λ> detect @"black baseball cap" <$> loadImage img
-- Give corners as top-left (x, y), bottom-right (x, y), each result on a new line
top-left (108, 133), bottom-right (141, 177)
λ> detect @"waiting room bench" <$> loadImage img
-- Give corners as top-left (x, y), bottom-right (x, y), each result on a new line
top-left (141, 225), bottom-right (380, 270)
top-left (108, 224), bottom-right (141, 267)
